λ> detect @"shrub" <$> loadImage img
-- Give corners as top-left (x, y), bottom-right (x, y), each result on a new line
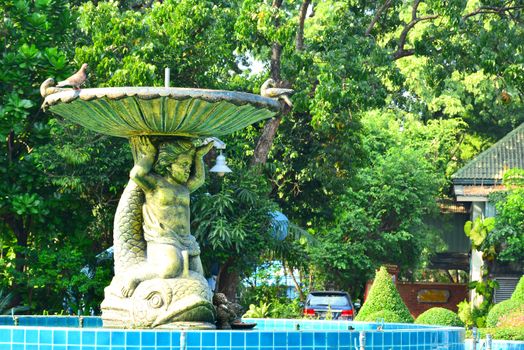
top-left (512, 275), bottom-right (524, 302)
top-left (479, 326), bottom-right (524, 341)
top-left (415, 307), bottom-right (464, 327)
top-left (457, 300), bottom-right (474, 328)
top-left (497, 304), bottom-right (524, 328)
top-left (354, 266), bottom-right (414, 323)
top-left (358, 310), bottom-right (405, 323)
top-left (486, 299), bottom-right (522, 327)
top-left (242, 301), bottom-right (270, 318)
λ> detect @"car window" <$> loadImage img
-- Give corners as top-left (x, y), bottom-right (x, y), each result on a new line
top-left (307, 295), bottom-right (349, 307)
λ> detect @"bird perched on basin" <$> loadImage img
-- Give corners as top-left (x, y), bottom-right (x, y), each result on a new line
top-left (260, 78), bottom-right (294, 107)
top-left (56, 63), bottom-right (88, 90)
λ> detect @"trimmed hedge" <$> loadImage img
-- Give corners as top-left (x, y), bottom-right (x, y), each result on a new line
top-left (486, 299), bottom-right (521, 327)
top-left (479, 326), bottom-right (524, 341)
top-left (512, 275), bottom-right (524, 302)
top-left (415, 307), bottom-right (464, 327)
top-left (354, 266), bottom-right (414, 323)
top-left (358, 310), bottom-right (405, 323)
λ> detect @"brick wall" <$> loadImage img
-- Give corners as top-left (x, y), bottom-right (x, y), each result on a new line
top-left (365, 281), bottom-right (468, 318)
top-left (397, 282), bottom-right (468, 318)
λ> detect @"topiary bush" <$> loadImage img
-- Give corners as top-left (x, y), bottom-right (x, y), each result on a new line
top-left (354, 266), bottom-right (414, 323)
top-left (358, 310), bottom-right (405, 323)
top-left (415, 307), bottom-right (464, 327)
top-left (486, 299), bottom-right (522, 327)
top-left (512, 275), bottom-right (524, 302)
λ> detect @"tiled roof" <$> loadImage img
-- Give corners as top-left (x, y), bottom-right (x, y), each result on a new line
top-left (452, 123), bottom-right (524, 185)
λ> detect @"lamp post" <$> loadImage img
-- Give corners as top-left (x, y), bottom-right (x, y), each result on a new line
top-left (207, 137), bottom-right (232, 176)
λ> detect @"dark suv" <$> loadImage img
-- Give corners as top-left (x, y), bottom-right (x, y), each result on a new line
top-left (303, 291), bottom-right (356, 320)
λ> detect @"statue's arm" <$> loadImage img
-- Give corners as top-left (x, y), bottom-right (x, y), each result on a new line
top-left (129, 136), bottom-right (158, 192)
top-left (187, 142), bottom-right (214, 192)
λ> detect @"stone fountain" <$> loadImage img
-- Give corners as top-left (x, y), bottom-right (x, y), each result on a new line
top-left (41, 83), bottom-right (280, 329)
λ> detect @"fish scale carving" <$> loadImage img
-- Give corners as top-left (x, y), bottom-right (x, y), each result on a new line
top-left (113, 179), bottom-right (146, 275)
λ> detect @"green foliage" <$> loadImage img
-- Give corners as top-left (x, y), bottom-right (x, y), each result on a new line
top-left (0, 288), bottom-right (29, 315)
top-left (464, 217), bottom-right (495, 248)
top-left (75, 0), bottom-right (238, 88)
top-left (242, 301), bottom-right (270, 318)
top-left (486, 299), bottom-right (523, 328)
top-left (415, 307), bottom-right (464, 327)
top-left (478, 327), bottom-right (524, 341)
top-left (487, 172), bottom-right (524, 263)
top-left (267, 298), bottom-right (302, 319)
top-left (358, 310), bottom-right (406, 323)
top-left (457, 300), bottom-right (475, 328)
top-left (512, 275), bottom-right (524, 302)
top-left (354, 267), bottom-right (413, 323)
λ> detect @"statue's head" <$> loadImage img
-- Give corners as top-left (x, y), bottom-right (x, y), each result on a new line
top-left (155, 139), bottom-right (196, 183)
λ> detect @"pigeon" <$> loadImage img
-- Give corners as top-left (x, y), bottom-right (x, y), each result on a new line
top-left (56, 63), bottom-right (88, 89)
top-left (260, 78), bottom-right (294, 107)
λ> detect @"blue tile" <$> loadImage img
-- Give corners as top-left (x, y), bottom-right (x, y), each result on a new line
top-left (156, 332), bottom-right (170, 346)
top-left (82, 331), bottom-right (96, 345)
top-left (141, 346), bottom-right (154, 350)
top-left (187, 332), bottom-right (200, 346)
top-left (187, 347), bottom-right (201, 350)
top-left (68, 330), bottom-right (80, 345)
top-left (410, 331), bottom-right (418, 344)
top-left (202, 332), bottom-right (215, 346)
top-left (274, 332), bottom-right (286, 346)
top-left (157, 347), bottom-right (170, 350)
top-left (0, 345), bottom-right (11, 350)
top-left (40, 345), bottom-right (53, 350)
top-left (27, 345), bottom-right (39, 350)
top-left (275, 347), bottom-right (286, 350)
top-left (110, 347), bottom-right (125, 350)
top-left (40, 330), bottom-right (53, 344)
top-left (172, 332), bottom-right (181, 347)
top-left (54, 346), bottom-right (66, 350)
top-left (26, 331), bottom-right (39, 345)
top-left (217, 332), bottom-right (231, 346)
top-left (384, 332), bottom-right (392, 346)
top-left (232, 332), bottom-right (245, 346)
top-left (393, 331), bottom-right (401, 345)
top-left (301, 347), bottom-right (313, 350)
top-left (66, 346), bottom-right (80, 350)
top-left (96, 331), bottom-right (110, 345)
top-left (218, 347), bottom-right (230, 350)
top-left (126, 332), bottom-right (140, 346)
top-left (12, 329), bottom-right (24, 342)
top-left (246, 331), bottom-right (259, 345)
top-left (327, 332), bottom-right (338, 346)
top-left (260, 347), bottom-right (273, 350)
top-left (314, 333), bottom-right (326, 346)
top-left (301, 332), bottom-right (313, 346)
top-left (111, 331), bottom-right (125, 346)
top-left (0, 329), bottom-right (10, 343)
top-left (289, 332), bottom-right (300, 346)
top-left (142, 332), bottom-right (155, 345)
top-left (12, 344), bottom-right (24, 350)
top-left (54, 330), bottom-right (67, 344)
top-left (260, 332), bottom-right (273, 346)
top-left (402, 331), bottom-right (410, 345)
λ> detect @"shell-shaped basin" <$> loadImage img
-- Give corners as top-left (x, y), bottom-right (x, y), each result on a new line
top-left (43, 87), bottom-right (280, 138)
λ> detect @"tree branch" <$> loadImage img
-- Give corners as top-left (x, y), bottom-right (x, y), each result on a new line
top-left (393, 0), bottom-right (438, 60)
top-left (296, 0), bottom-right (311, 51)
top-left (462, 5), bottom-right (524, 20)
top-left (365, 0), bottom-right (393, 36)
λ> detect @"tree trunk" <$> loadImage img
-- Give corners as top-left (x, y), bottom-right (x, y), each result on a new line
top-left (216, 256), bottom-right (240, 301)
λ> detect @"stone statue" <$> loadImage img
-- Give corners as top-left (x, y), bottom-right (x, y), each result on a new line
top-left (101, 136), bottom-right (216, 328)
top-left (213, 293), bottom-right (244, 329)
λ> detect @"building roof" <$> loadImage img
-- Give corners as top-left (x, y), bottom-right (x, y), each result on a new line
top-left (452, 123), bottom-right (524, 185)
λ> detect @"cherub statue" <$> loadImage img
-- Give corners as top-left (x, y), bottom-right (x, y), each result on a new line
top-left (116, 136), bottom-right (213, 297)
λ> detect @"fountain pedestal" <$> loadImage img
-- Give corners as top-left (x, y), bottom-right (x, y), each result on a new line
top-left (43, 87), bottom-right (279, 329)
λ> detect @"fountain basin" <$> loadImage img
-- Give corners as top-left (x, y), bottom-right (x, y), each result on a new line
top-left (42, 87), bottom-right (280, 138)
top-left (0, 316), bottom-right (466, 350)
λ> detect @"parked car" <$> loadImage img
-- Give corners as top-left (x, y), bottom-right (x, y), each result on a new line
top-left (303, 291), bottom-right (357, 320)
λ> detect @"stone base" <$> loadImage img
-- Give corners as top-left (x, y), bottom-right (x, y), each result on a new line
top-left (101, 273), bottom-right (216, 329)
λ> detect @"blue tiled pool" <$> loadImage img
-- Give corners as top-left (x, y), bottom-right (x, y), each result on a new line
top-left (0, 316), bottom-right (468, 350)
